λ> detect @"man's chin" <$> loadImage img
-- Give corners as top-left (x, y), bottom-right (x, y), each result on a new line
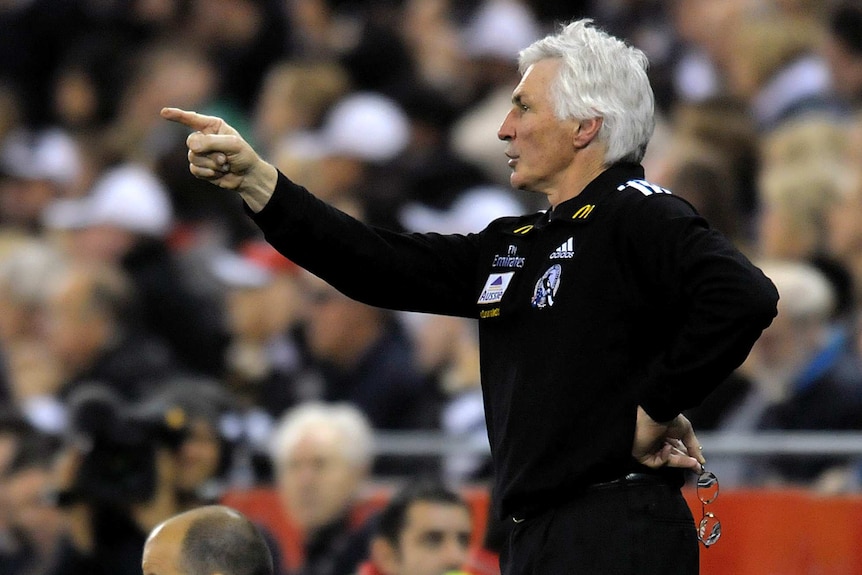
top-left (509, 173), bottom-right (529, 191)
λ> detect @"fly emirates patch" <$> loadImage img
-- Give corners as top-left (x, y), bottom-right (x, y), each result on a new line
top-left (492, 244), bottom-right (526, 268)
top-left (478, 272), bottom-right (515, 304)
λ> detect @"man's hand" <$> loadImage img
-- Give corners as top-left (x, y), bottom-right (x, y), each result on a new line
top-left (632, 406), bottom-right (705, 472)
top-left (160, 107), bottom-right (277, 212)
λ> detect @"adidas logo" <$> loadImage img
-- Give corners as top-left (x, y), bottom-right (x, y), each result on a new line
top-left (549, 237), bottom-right (575, 259)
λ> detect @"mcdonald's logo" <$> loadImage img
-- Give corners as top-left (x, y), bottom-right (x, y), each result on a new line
top-left (572, 204), bottom-right (595, 219)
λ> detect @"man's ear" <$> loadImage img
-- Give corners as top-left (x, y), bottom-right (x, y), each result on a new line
top-left (370, 537), bottom-right (400, 575)
top-left (573, 117), bottom-right (603, 149)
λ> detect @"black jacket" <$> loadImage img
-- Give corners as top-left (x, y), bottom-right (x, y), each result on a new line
top-left (251, 163), bottom-right (778, 518)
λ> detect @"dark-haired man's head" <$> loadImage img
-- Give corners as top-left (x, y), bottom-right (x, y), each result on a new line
top-left (370, 481), bottom-right (472, 575)
top-left (141, 505), bottom-right (273, 575)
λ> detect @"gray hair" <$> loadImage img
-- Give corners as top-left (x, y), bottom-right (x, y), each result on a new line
top-left (269, 401), bottom-right (374, 469)
top-left (757, 260), bottom-right (835, 323)
top-left (518, 19), bottom-right (655, 164)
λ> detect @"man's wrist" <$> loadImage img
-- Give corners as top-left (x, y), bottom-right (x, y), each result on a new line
top-left (239, 162), bottom-right (278, 213)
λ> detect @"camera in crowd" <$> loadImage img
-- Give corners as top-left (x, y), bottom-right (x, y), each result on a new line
top-left (61, 383), bottom-right (190, 507)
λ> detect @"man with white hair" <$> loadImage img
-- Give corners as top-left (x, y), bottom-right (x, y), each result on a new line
top-left (744, 259), bottom-right (862, 487)
top-left (269, 402), bottom-right (375, 575)
top-left (163, 18), bottom-right (777, 574)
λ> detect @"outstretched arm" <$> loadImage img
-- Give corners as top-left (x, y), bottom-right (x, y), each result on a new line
top-left (160, 107), bottom-right (278, 212)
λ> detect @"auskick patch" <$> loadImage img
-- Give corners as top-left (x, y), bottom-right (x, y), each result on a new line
top-left (478, 272), bottom-right (515, 304)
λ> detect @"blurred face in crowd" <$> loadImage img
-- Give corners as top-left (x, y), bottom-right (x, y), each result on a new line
top-left (0, 176), bottom-right (57, 231)
top-left (743, 302), bottom-right (825, 401)
top-left (174, 418), bottom-right (221, 494)
top-left (42, 272), bottom-right (111, 375)
top-left (826, 176), bottom-right (862, 261)
top-left (2, 466), bottom-right (66, 553)
top-left (374, 501), bottom-right (472, 575)
top-left (275, 425), bottom-right (364, 532)
top-left (68, 225), bottom-right (138, 264)
top-left (226, 275), bottom-right (301, 342)
top-left (497, 59), bottom-right (580, 203)
top-left (301, 274), bottom-right (382, 367)
top-left (823, 36), bottom-right (862, 103)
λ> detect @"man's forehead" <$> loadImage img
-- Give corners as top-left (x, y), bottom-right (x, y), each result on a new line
top-left (405, 501), bottom-right (472, 530)
top-left (513, 60), bottom-right (558, 98)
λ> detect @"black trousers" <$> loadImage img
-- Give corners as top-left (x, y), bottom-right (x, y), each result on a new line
top-left (501, 477), bottom-right (699, 575)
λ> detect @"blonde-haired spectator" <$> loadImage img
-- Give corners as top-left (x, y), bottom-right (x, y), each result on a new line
top-left (252, 60), bottom-right (351, 158)
top-left (757, 161), bottom-right (855, 259)
top-left (724, 11), bottom-right (847, 132)
top-left (825, 162), bottom-right (862, 308)
top-left (759, 116), bottom-right (851, 171)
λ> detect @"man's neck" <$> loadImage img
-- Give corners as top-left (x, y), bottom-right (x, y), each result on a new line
top-left (546, 148), bottom-right (608, 209)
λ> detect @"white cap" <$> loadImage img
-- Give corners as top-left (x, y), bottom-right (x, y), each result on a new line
top-left (281, 92), bottom-right (410, 164)
top-left (400, 185), bottom-right (524, 234)
top-left (0, 128), bottom-right (82, 186)
top-left (43, 164), bottom-right (173, 237)
top-left (209, 248), bottom-right (272, 289)
top-left (463, 0), bottom-right (542, 61)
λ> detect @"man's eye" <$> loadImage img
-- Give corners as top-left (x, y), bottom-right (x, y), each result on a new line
top-left (421, 532), bottom-right (445, 548)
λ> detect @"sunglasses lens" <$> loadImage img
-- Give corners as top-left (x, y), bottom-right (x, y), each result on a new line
top-left (698, 512), bottom-right (721, 547)
top-left (697, 471), bottom-right (719, 504)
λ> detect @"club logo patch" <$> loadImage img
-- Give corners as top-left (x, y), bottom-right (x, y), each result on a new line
top-left (478, 272), bottom-right (515, 304)
top-left (532, 264), bottom-right (562, 308)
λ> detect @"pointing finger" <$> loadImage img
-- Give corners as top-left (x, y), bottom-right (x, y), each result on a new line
top-left (161, 107), bottom-right (226, 134)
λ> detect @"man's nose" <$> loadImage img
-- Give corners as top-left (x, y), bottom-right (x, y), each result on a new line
top-left (441, 538), bottom-right (468, 570)
top-left (498, 110), bottom-right (515, 141)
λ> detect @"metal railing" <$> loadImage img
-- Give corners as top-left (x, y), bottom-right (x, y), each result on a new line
top-left (372, 431), bottom-right (862, 457)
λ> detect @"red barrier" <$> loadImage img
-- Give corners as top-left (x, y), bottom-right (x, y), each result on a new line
top-left (224, 485), bottom-right (862, 574)
top-left (684, 488), bottom-right (862, 575)
top-left (221, 484), bottom-right (490, 572)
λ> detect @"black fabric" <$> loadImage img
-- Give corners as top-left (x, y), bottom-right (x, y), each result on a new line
top-left (501, 477), bottom-right (698, 575)
top-left (250, 164), bottom-right (778, 524)
top-left (297, 515), bottom-right (374, 575)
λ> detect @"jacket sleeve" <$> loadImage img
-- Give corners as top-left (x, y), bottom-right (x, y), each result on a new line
top-left (248, 172), bottom-right (481, 317)
top-left (624, 194), bottom-right (779, 422)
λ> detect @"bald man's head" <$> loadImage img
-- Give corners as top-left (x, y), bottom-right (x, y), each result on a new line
top-left (142, 505), bottom-right (273, 575)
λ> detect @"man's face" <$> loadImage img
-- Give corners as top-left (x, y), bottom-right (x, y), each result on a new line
top-left (276, 427), bottom-right (363, 532)
top-left (497, 59), bottom-right (579, 198)
top-left (42, 274), bottom-right (109, 375)
top-left (382, 501), bottom-right (472, 575)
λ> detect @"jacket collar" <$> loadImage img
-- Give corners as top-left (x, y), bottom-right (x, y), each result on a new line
top-left (547, 163), bottom-right (645, 222)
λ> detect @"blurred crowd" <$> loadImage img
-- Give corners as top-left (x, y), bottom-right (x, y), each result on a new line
top-left (3, 0), bottom-right (862, 573)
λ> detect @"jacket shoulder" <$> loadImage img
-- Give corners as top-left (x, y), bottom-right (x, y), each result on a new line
top-left (611, 178), bottom-right (699, 217)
